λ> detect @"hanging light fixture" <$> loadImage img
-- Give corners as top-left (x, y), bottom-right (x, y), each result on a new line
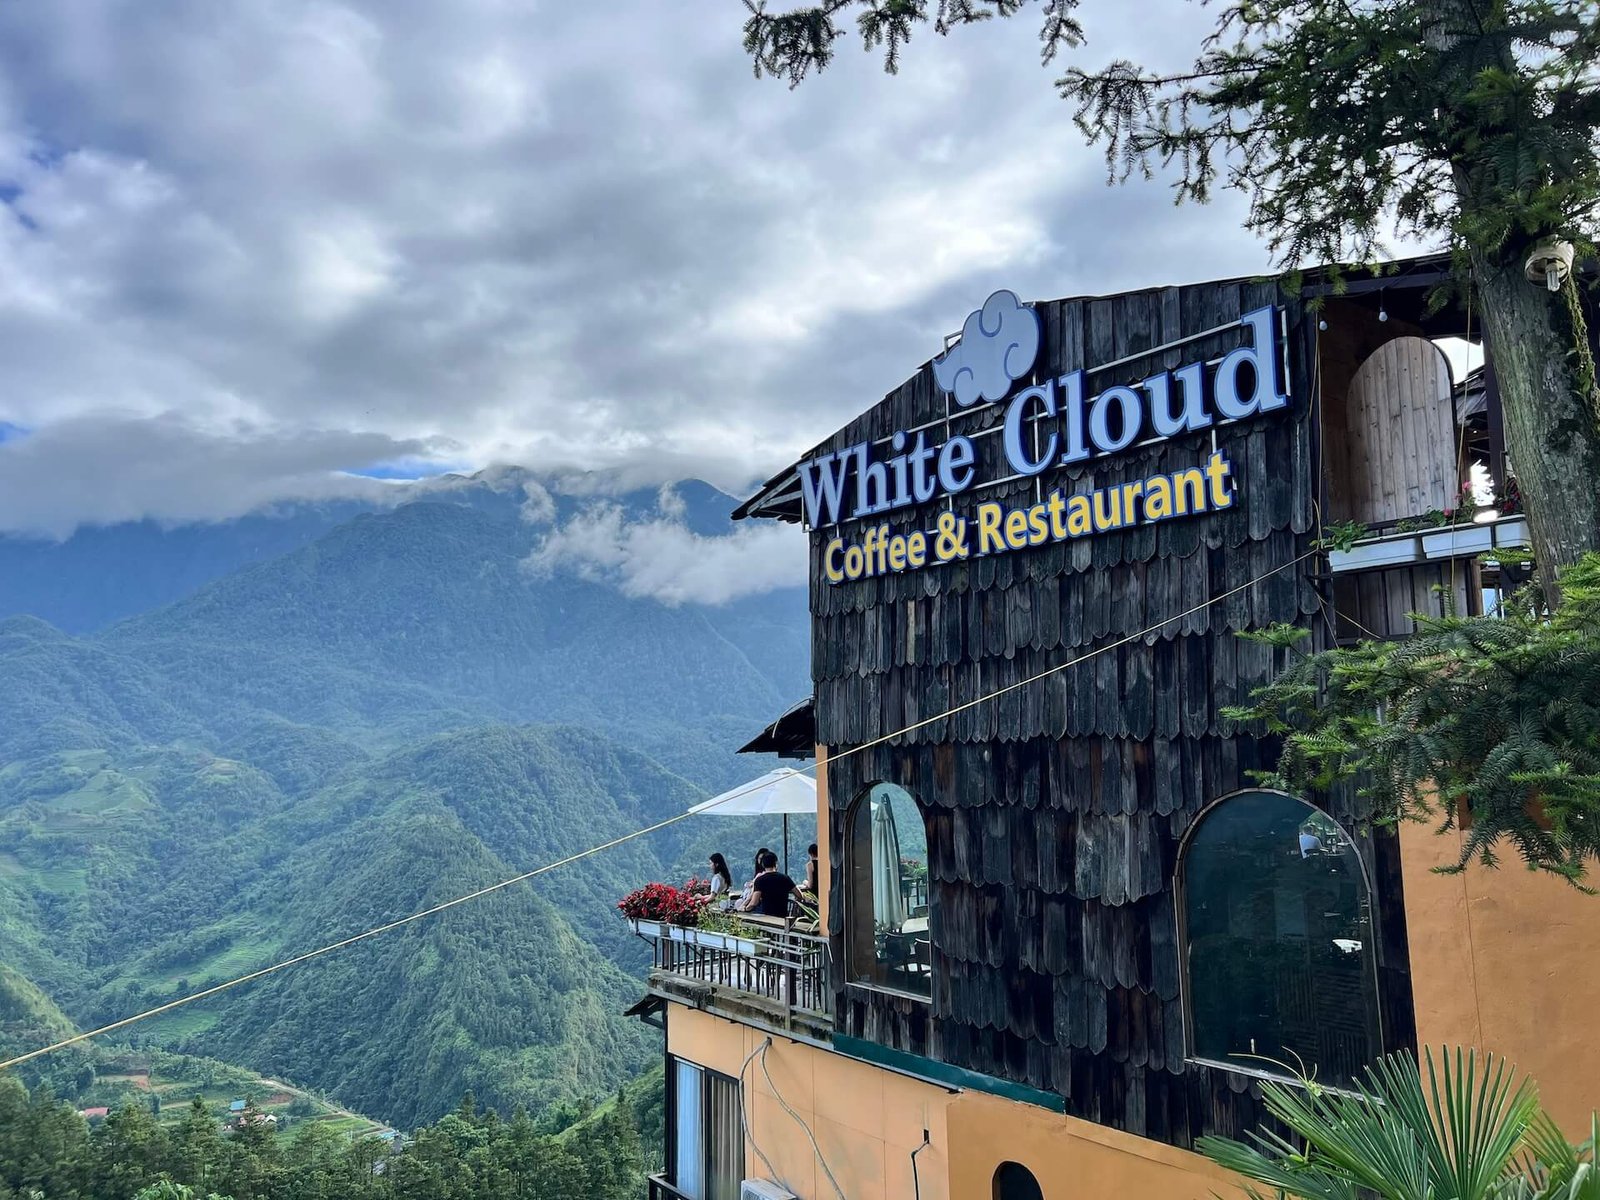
top-left (1525, 238), bottom-right (1575, 292)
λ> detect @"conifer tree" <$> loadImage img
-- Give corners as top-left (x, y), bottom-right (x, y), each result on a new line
top-left (91, 1104), bottom-right (170, 1200)
top-left (170, 1099), bottom-right (225, 1194)
top-left (1225, 551), bottom-right (1600, 880)
top-left (739, 0), bottom-right (1600, 601)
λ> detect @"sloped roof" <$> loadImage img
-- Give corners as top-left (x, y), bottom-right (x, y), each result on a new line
top-left (737, 697), bottom-right (814, 759)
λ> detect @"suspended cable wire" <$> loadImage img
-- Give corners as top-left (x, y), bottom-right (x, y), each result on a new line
top-left (0, 542), bottom-right (1319, 1075)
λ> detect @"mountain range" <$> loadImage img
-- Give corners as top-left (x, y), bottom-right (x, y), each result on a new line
top-left (0, 470), bottom-right (809, 1126)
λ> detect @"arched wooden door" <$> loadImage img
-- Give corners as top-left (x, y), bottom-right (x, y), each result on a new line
top-left (1325, 336), bottom-right (1458, 526)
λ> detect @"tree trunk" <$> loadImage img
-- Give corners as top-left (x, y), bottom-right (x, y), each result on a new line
top-left (1468, 248), bottom-right (1600, 602)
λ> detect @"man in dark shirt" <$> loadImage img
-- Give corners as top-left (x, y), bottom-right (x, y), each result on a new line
top-left (742, 850), bottom-right (797, 918)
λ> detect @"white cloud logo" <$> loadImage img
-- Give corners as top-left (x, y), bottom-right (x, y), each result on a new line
top-left (931, 289), bottom-right (1041, 408)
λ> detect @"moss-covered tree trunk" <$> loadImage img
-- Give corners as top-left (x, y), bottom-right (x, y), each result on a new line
top-left (1468, 247), bottom-right (1600, 601)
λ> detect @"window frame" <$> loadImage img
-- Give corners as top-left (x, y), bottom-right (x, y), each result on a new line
top-left (1173, 787), bottom-right (1385, 1085)
top-left (842, 780), bottom-right (933, 1003)
top-left (666, 1056), bottom-right (743, 1200)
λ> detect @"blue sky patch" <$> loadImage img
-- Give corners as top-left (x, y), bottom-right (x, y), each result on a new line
top-left (345, 457), bottom-right (467, 481)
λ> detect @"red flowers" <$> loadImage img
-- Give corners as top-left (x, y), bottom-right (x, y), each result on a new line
top-left (618, 881), bottom-right (714, 926)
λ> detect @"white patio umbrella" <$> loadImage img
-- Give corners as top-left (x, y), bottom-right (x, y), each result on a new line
top-left (689, 767), bottom-right (818, 872)
top-left (870, 794), bottom-right (906, 931)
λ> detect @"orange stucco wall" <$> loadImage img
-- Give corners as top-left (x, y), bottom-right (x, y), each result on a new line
top-left (667, 1007), bottom-right (1240, 1200)
top-left (1400, 822), bottom-right (1600, 1136)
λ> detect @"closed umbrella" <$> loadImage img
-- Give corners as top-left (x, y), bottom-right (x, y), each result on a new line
top-left (689, 767), bottom-right (817, 873)
top-left (870, 793), bottom-right (905, 932)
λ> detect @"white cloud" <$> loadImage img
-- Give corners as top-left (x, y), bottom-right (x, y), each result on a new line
top-left (655, 484), bottom-right (687, 521)
top-left (524, 502), bottom-right (805, 606)
top-left (0, 413), bottom-right (447, 537)
top-left (518, 478), bottom-right (556, 525)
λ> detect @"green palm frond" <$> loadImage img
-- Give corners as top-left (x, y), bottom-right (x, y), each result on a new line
top-left (1201, 1050), bottom-right (1600, 1200)
top-left (1199, 1049), bottom-right (1583, 1200)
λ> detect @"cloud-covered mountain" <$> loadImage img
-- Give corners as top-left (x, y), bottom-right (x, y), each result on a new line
top-left (0, 466), bottom-right (805, 634)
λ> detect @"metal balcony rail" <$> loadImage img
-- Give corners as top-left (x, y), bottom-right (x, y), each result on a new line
top-left (648, 1173), bottom-right (694, 1200)
top-left (631, 917), bottom-right (832, 1029)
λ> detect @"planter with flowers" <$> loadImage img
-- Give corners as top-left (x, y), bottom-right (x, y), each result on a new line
top-left (619, 881), bottom-right (767, 955)
top-left (618, 881), bottom-right (713, 939)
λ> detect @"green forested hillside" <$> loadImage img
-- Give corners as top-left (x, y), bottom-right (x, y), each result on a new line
top-left (0, 487), bottom-right (802, 1129)
top-left (0, 728), bottom-right (778, 1127)
top-left (0, 964), bottom-right (94, 1094)
top-left (0, 1073), bottom-right (655, 1200)
top-left (104, 501), bottom-right (799, 779)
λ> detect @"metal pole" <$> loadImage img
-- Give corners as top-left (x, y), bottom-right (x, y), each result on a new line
top-left (783, 814), bottom-right (790, 875)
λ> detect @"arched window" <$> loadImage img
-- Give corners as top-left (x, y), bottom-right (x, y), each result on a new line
top-left (845, 782), bottom-right (930, 997)
top-left (993, 1161), bottom-right (1044, 1200)
top-left (1179, 790), bottom-right (1381, 1086)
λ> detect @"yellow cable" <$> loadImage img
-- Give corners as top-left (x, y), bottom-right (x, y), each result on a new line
top-left (0, 543), bottom-right (1318, 1074)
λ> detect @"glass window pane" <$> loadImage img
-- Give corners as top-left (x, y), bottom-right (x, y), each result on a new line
top-left (705, 1072), bottom-right (743, 1200)
top-left (1182, 791), bottom-right (1381, 1086)
top-left (673, 1060), bottom-right (703, 1200)
top-left (847, 782), bottom-right (930, 997)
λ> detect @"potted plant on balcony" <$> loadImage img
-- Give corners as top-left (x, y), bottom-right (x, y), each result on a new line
top-left (692, 908), bottom-right (763, 957)
top-left (1418, 484), bottom-right (1494, 559)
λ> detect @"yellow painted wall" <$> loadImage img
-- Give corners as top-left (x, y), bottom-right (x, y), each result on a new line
top-left (948, 1092), bottom-right (1240, 1200)
top-left (667, 1007), bottom-right (1239, 1200)
top-left (1400, 822), bottom-right (1600, 1136)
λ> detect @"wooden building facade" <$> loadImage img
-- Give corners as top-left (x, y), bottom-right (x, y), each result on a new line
top-left (788, 273), bottom-right (1408, 1150)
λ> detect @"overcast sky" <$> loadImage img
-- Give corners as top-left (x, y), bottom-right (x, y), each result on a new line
top-left (0, 0), bottom-right (1275, 540)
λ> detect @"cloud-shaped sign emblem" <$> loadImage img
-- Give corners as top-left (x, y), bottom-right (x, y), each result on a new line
top-left (932, 289), bottom-right (1041, 408)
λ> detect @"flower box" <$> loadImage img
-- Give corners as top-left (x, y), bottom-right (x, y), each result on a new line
top-left (1493, 517), bottom-right (1531, 549)
top-left (627, 917), bottom-right (761, 956)
top-left (690, 928), bottom-right (761, 956)
top-left (1328, 532), bottom-right (1422, 573)
top-left (1421, 524), bottom-right (1495, 559)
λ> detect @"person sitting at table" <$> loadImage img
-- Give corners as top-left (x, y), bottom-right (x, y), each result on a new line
top-left (740, 850), bottom-right (797, 918)
top-left (707, 853), bottom-right (733, 901)
top-left (730, 847), bottom-right (773, 912)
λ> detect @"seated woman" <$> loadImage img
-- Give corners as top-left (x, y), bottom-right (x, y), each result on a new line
top-left (708, 853), bottom-right (733, 903)
top-left (730, 847), bottom-right (772, 912)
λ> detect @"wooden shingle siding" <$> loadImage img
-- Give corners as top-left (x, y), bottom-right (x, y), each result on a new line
top-left (812, 279), bottom-right (1417, 1150)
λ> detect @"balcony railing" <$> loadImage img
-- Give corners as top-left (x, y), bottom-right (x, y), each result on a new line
top-left (647, 1173), bottom-right (691, 1200)
top-left (629, 917), bottom-right (832, 1038)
